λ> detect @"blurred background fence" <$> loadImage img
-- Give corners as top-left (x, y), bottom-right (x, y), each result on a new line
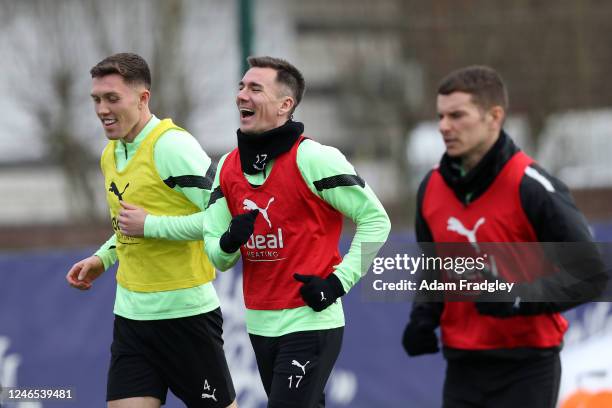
top-left (1, 1), bottom-right (611, 407)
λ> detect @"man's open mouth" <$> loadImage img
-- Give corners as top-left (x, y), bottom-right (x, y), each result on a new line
top-left (240, 108), bottom-right (255, 119)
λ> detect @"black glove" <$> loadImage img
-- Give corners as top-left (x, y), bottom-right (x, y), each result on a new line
top-left (293, 273), bottom-right (346, 312)
top-left (402, 321), bottom-right (440, 356)
top-left (219, 210), bottom-right (259, 253)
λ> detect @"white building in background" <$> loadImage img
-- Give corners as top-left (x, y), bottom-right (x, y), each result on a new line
top-left (0, 1), bottom-right (610, 226)
top-left (0, 0), bottom-right (294, 225)
top-left (538, 109), bottom-right (612, 189)
top-left (0, 0), bottom-right (407, 223)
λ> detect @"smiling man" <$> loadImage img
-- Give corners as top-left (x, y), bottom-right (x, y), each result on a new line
top-left (402, 66), bottom-right (605, 408)
top-left (66, 53), bottom-right (237, 408)
top-left (203, 56), bottom-right (390, 408)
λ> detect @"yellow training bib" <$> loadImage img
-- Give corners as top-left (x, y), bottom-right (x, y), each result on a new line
top-left (100, 119), bottom-right (215, 292)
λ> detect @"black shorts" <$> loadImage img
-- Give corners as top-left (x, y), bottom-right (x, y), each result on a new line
top-left (249, 327), bottom-right (344, 408)
top-left (443, 352), bottom-right (561, 408)
top-left (107, 308), bottom-right (236, 407)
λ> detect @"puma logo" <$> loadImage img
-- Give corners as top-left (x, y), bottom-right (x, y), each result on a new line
top-left (243, 197), bottom-right (275, 228)
top-left (291, 360), bottom-right (310, 375)
top-left (320, 292), bottom-right (327, 302)
top-left (109, 181), bottom-right (129, 201)
top-left (201, 388), bottom-right (217, 401)
top-left (447, 216), bottom-right (485, 250)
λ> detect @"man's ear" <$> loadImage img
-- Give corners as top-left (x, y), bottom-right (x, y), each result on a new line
top-left (278, 96), bottom-right (295, 117)
top-left (488, 105), bottom-right (505, 128)
top-left (138, 89), bottom-right (151, 109)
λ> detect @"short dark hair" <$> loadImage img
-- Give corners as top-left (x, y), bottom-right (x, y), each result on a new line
top-left (247, 56), bottom-right (305, 114)
top-left (90, 53), bottom-right (151, 90)
top-left (438, 65), bottom-right (508, 112)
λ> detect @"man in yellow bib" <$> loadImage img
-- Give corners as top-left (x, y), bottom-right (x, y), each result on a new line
top-left (66, 53), bottom-right (237, 408)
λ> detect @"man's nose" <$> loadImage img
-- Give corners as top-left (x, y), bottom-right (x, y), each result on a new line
top-left (96, 101), bottom-right (111, 116)
top-left (237, 88), bottom-right (249, 102)
top-left (439, 117), bottom-right (451, 134)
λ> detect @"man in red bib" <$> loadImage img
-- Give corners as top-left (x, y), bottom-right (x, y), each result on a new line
top-left (401, 66), bottom-right (605, 407)
top-left (203, 56), bottom-right (390, 408)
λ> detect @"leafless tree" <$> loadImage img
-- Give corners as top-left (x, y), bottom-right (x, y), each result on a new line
top-left (0, 0), bottom-right (219, 223)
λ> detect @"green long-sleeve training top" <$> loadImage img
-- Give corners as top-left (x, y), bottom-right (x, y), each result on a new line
top-left (203, 138), bottom-right (391, 336)
top-left (95, 115), bottom-right (220, 320)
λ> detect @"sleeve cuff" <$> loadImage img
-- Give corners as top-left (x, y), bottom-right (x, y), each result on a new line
top-left (331, 268), bottom-right (352, 294)
top-left (328, 272), bottom-right (346, 297)
top-left (93, 252), bottom-right (114, 271)
top-left (143, 214), bottom-right (160, 238)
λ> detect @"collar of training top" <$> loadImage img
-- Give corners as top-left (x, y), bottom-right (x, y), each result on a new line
top-left (236, 120), bottom-right (304, 175)
top-left (438, 130), bottom-right (520, 203)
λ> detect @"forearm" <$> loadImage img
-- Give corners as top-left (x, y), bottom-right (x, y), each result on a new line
top-left (203, 232), bottom-right (241, 271)
top-left (333, 192), bottom-right (391, 292)
top-left (144, 212), bottom-right (205, 240)
top-left (93, 234), bottom-right (117, 270)
top-left (519, 168), bottom-right (608, 311)
top-left (202, 156), bottom-right (242, 271)
top-left (296, 140), bottom-right (391, 292)
top-left (526, 242), bottom-right (606, 310)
